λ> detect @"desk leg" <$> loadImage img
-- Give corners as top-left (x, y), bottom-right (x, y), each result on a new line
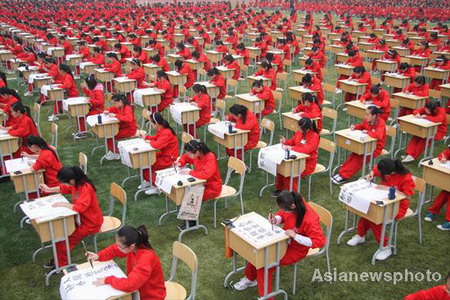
top-left (224, 251), bottom-right (246, 288)
top-left (122, 167), bottom-right (138, 187)
top-left (371, 202), bottom-right (397, 265)
top-left (259, 172), bottom-right (275, 197)
top-left (91, 136), bottom-right (103, 156)
top-left (418, 128), bottom-right (435, 166)
top-left (178, 219), bottom-right (208, 242)
top-left (261, 243), bottom-right (288, 300)
top-left (394, 131), bottom-right (407, 158)
top-left (158, 196), bottom-right (178, 226)
top-left (332, 146), bottom-right (341, 175)
top-left (337, 211), bottom-right (357, 245)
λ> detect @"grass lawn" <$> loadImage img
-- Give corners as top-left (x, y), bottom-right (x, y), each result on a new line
top-left (0, 24), bottom-right (449, 300)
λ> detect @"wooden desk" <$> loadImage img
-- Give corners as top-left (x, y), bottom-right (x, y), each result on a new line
top-left (245, 47), bottom-right (261, 60)
top-left (0, 131), bottom-right (20, 177)
top-left (63, 97), bottom-right (91, 137)
top-left (205, 50), bottom-right (224, 65)
top-left (392, 92), bottom-right (428, 110)
top-left (95, 69), bottom-right (115, 91)
top-left (384, 74), bottom-right (411, 89)
top-left (366, 50), bottom-right (384, 60)
top-left (195, 81), bottom-right (219, 99)
top-left (167, 54), bottom-right (183, 64)
top-left (166, 71), bottom-right (187, 88)
top-left (357, 42), bottom-right (375, 51)
top-left (211, 124), bottom-right (249, 158)
top-left (80, 62), bottom-right (98, 75)
top-left (335, 64), bottom-right (354, 76)
top-left (143, 63), bottom-right (161, 81)
top-left (440, 83), bottom-right (450, 98)
top-left (112, 78), bottom-right (137, 100)
top-left (185, 59), bottom-right (204, 71)
top-left (34, 76), bottom-right (52, 89)
top-left (406, 55), bottom-right (428, 69)
top-left (421, 158), bottom-right (450, 193)
top-left (345, 100), bottom-right (377, 122)
top-left (335, 129), bottom-right (378, 176)
top-left (89, 116), bottom-right (120, 165)
top-left (223, 212), bottom-right (289, 299)
top-left (339, 80), bottom-right (368, 99)
top-left (247, 75), bottom-right (271, 88)
top-left (424, 67), bottom-right (450, 83)
top-left (0, 50), bottom-right (14, 61)
top-left (10, 166), bottom-right (45, 201)
top-left (292, 69), bottom-right (316, 85)
top-left (331, 45), bottom-right (344, 54)
top-left (216, 66), bottom-right (235, 81)
top-left (236, 93), bottom-right (265, 116)
top-left (133, 88), bottom-right (162, 109)
top-left (289, 86), bottom-right (316, 107)
top-left (336, 53), bottom-right (348, 63)
top-left (392, 47), bottom-right (411, 57)
top-left (65, 54), bottom-right (83, 68)
top-left (386, 39), bottom-right (401, 48)
top-left (376, 60), bottom-right (398, 73)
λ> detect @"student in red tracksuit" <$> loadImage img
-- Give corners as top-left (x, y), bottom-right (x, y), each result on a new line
top-left (187, 36), bottom-right (202, 53)
top-left (344, 66), bottom-right (372, 102)
top-left (176, 42), bottom-right (192, 60)
top-left (174, 59), bottom-right (195, 97)
top-left (23, 136), bottom-right (62, 198)
top-left (400, 38), bottom-right (415, 55)
top-left (393, 63), bottom-right (416, 93)
top-left (78, 75), bottom-right (105, 132)
top-left (144, 70), bottom-right (174, 112)
top-left (405, 272), bottom-right (450, 300)
top-left (192, 51), bottom-right (211, 73)
top-left (88, 47), bottom-right (105, 65)
top-left (87, 225), bottom-right (166, 300)
top-left (223, 55), bottom-right (241, 80)
top-left (225, 104), bottom-right (260, 159)
top-left (184, 84), bottom-right (211, 138)
top-left (0, 88), bottom-right (21, 126)
top-left (347, 158), bottom-right (415, 261)
top-left (304, 58), bottom-right (322, 81)
top-left (215, 40), bottom-right (228, 54)
top-left (308, 47), bottom-right (326, 68)
top-left (133, 46), bottom-right (148, 64)
top-left (78, 41), bottom-right (91, 60)
top-left (292, 93), bottom-right (323, 132)
top-left (359, 85), bottom-right (391, 121)
top-left (208, 67), bottom-right (226, 99)
top-left (39, 167), bottom-right (102, 268)
top-left (60, 36), bottom-right (73, 56)
top-left (273, 118), bottom-right (320, 195)
top-left (251, 80), bottom-right (274, 116)
top-left (301, 74), bottom-right (324, 105)
top-left (140, 112), bottom-right (178, 195)
top-left (332, 106), bottom-right (386, 184)
top-left (277, 38), bottom-right (291, 61)
top-left (253, 37), bottom-right (268, 58)
top-left (148, 40), bottom-right (165, 57)
top-left (234, 191), bottom-right (325, 298)
top-left (429, 56), bottom-right (450, 90)
top-left (0, 102), bottom-right (39, 156)
top-left (177, 141), bottom-right (222, 226)
top-left (43, 57), bottom-right (64, 83)
top-left (126, 58), bottom-right (146, 88)
top-left (105, 53), bottom-right (123, 77)
top-left (265, 52), bottom-right (283, 74)
top-left (114, 43), bottom-right (131, 64)
top-left (424, 146), bottom-right (450, 231)
top-left (104, 94), bottom-right (137, 160)
top-left (236, 43), bottom-right (250, 66)
top-left (336, 50), bottom-right (363, 86)
top-left (400, 76), bottom-right (430, 116)
top-left (254, 61), bottom-right (277, 90)
top-left (151, 55), bottom-right (170, 72)
top-left (402, 101), bottom-right (447, 163)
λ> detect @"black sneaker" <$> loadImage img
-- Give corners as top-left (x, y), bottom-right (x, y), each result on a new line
top-left (43, 260), bottom-right (55, 270)
top-left (271, 190), bottom-right (282, 197)
top-left (177, 220), bottom-right (197, 231)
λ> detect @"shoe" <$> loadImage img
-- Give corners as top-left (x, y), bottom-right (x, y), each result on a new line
top-left (74, 133), bottom-right (87, 140)
top-left (233, 277), bottom-right (257, 291)
top-left (25, 218), bottom-right (31, 224)
top-left (105, 151), bottom-right (120, 161)
top-left (144, 187), bottom-right (159, 195)
top-left (331, 174), bottom-right (346, 185)
top-left (335, 88), bottom-right (342, 93)
top-left (424, 212), bottom-right (436, 222)
top-left (342, 107), bottom-right (348, 112)
top-left (177, 220), bottom-right (197, 231)
top-left (47, 114), bottom-right (59, 122)
top-left (271, 190), bottom-right (282, 197)
top-left (24, 91), bottom-right (33, 97)
top-left (375, 248), bottom-right (392, 261)
top-left (437, 222), bottom-right (450, 231)
top-left (347, 235), bottom-right (365, 246)
top-left (138, 181), bottom-right (151, 189)
top-left (43, 260), bottom-right (55, 270)
top-left (401, 155), bottom-right (415, 163)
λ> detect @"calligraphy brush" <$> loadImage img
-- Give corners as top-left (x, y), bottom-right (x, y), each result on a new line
top-left (81, 240), bottom-right (94, 269)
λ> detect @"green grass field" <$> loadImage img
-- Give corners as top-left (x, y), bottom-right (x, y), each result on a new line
top-left (0, 30), bottom-right (449, 300)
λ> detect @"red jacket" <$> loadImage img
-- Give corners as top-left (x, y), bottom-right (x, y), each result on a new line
top-left (252, 86), bottom-right (275, 111)
top-left (60, 183), bottom-right (103, 231)
top-left (126, 67), bottom-right (146, 88)
top-left (346, 55), bottom-right (363, 67)
top-left (413, 48), bottom-right (431, 58)
top-left (8, 114), bottom-right (39, 147)
top-left (404, 285), bottom-right (450, 300)
top-left (197, 53), bottom-right (211, 71)
top-left (360, 89), bottom-right (391, 121)
top-left (283, 130), bottom-right (320, 174)
top-left (236, 48), bottom-right (250, 66)
top-left (62, 41), bottom-right (73, 55)
top-left (349, 71), bottom-right (372, 92)
top-left (225, 60), bottom-right (240, 80)
top-left (56, 74), bottom-right (79, 97)
top-left (154, 79), bottom-right (174, 109)
top-left (178, 152), bottom-right (223, 200)
top-left (254, 68), bottom-right (277, 90)
top-left (32, 149), bottom-right (62, 187)
top-left (308, 51), bottom-right (326, 68)
top-left (293, 102), bottom-right (323, 131)
top-left (413, 107), bottom-right (447, 140)
top-left (305, 61), bottom-right (322, 81)
top-left (83, 84), bottom-right (105, 115)
top-left (229, 110), bottom-right (260, 149)
top-left (177, 48), bottom-right (192, 60)
top-left (79, 46), bottom-right (91, 60)
top-left (210, 74), bottom-right (226, 99)
top-left (156, 58), bottom-right (170, 72)
top-left (108, 105), bottom-right (137, 137)
top-left (105, 60), bottom-right (123, 77)
top-left (90, 53), bottom-right (105, 65)
top-left (399, 67), bottom-right (416, 81)
top-left (48, 64), bottom-right (64, 82)
top-left (135, 51), bottom-right (148, 64)
top-left (304, 77), bottom-right (324, 105)
top-left (192, 93), bottom-right (211, 126)
top-left (354, 118), bottom-right (386, 156)
top-left (179, 63), bottom-right (195, 89)
top-left (403, 83), bottom-right (429, 97)
top-left (2, 95), bottom-right (20, 127)
top-left (276, 203), bottom-right (326, 261)
top-left (145, 127), bottom-right (178, 167)
top-left (98, 244), bottom-right (166, 300)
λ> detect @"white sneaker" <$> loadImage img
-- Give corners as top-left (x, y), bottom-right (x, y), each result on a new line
top-left (331, 174), bottom-right (346, 185)
top-left (342, 107), bottom-right (348, 112)
top-left (138, 181), bottom-right (151, 189)
top-left (401, 155), bottom-right (415, 163)
top-left (375, 248), bottom-right (392, 261)
top-left (335, 88), bottom-right (342, 93)
top-left (144, 187), bottom-right (160, 195)
top-left (347, 235), bottom-right (365, 246)
top-left (233, 277), bottom-right (257, 291)
top-left (24, 91), bottom-right (33, 97)
top-left (48, 114), bottom-right (59, 122)
top-left (105, 151), bottom-right (120, 161)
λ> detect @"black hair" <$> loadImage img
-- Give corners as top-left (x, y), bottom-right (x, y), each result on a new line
top-left (107, 52), bottom-right (119, 60)
top-left (150, 112), bottom-right (175, 135)
top-left (370, 84), bottom-right (382, 95)
top-left (57, 166), bottom-right (96, 190)
top-left (174, 59), bottom-right (184, 71)
top-left (117, 225), bottom-right (153, 250)
top-left (348, 50), bottom-right (357, 57)
top-left (260, 60), bottom-right (272, 70)
top-left (192, 83), bottom-right (207, 95)
top-left (59, 64), bottom-right (74, 78)
top-left (0, 87), bottom-right (21, 102)
top-left (133, 45), bottom-right (142, 53)
top-left (26, 135), bottom-right (59, 161)
top-left (44, 57), bottom-right (56, 64)
top-left (11, 102), bottom-right (32, 118)
top-left (152, 54), bottom-right (161, 62)
top-left (176, 42), bottom-right (185, 49)
top-left (207, 67), bottom-right (220, 77)
top-left (85, 75), bottom-right (97, 90)
top-left (156, 70), bottom-right (168, 80)
top-left (424, 101), bottom-right (441, 116)
top-left (93, 47), bottom-right (102, 53)
top-left (192, 51), bottom-right (201, 59)
top-left (131, 58), bottom-right (142, 66)
top-left (414, 75), bottom-right (426, 85)
top-left (111, 93), bottom-right (130, 106)
top-left (276, 191), bottom-right (307, 227)
top-left (399, 62), bottom-right (410, 70)
top-left (298, 117), bottom-right (319, 134)
top-left (353, 66), bottom-right (365, 74)
top-left (184, 140), bottom-right (211, 154)
top-left (302, 73), bottom-right (313, 84)
top-left (435, 55), bottom-right (448, 63)
top-left (224, 54), bottom-right (234, 62)
top-left (0, 71), bottom-right (7, 86)
top-left (377, 158), bottom-right (410, 181)
top-left (302, 93), bottom-right (321, 110)
top-left (229, 104), bottom-right (248, 124)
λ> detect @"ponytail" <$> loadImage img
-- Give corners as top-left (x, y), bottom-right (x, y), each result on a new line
top-left (151, 112), bottom-right (176, 135)
top-left (377, 158), bottom-right (410, 181)
top-left (276, 191), bottom-right (307, 227)
top-left (26, 135), bottom-right (59, 161)
top-left (229, 104), bottom-right (248, 124)
top-left (184, 140), bottom-right (211, 155)
top-left (117, 225), bottom-right (153, 250)
top-left (59, 64), bottom-right (74, 78)
top-left (192, 83), bottom-right (207, 95)
top-left (298, 117), bottom-right (319, 134)
top-left (57, 166), bottom-right (96, 190)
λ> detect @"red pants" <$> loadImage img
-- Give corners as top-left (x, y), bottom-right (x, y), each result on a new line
top-left (183, 120), bottom-right (208, 139)
top-left (244, 247), bottom-right (306, 299)
top-left (275, 160), bottom-right (315, 191)
top-left (399, 107), bottom-right (414, 117)
top-left (28, 83), bottom-right (33, 92)
top-left (55, 224), bottom-right (101, 267)
top-left (107, 131), bottom-right (136, 153)
top-left (77, 116), bottom-right (87, 132)
top-left (357, 199), bottom-right (409, 246)
top-left (430, 79), bottom-right (446, 90)
top-left (261, 106), bottom-right (274, 116)
top-left (225, 143), bottom-right (255, 159)
top-left (339, 153), bottom-right (378, 180)
top-left (53, 100), bottom-right (62, 114)
top-left (406, 136), bottom-right (442, 159)
top-left (335, 75), bottom-right (346, 88)
top-left (143, 161), bottom-right (171, 183)
top-left (345, 92), bottom-right (357, 102)
top-left (428, 191), bottom-right (450, 221)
